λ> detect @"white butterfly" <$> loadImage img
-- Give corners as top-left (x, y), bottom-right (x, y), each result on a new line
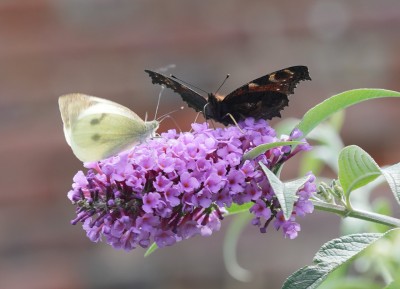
top-left (58, 93), bottom-right (159, 162)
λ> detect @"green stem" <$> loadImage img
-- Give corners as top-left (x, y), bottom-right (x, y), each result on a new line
top-left (312, 200), bottom-right (400, 228)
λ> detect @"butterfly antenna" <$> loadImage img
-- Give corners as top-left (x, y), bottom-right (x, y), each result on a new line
top-left (156, 106), bottom-right (184, 122)
top-left (170, 74), bottom-right (209, 94)
top-left (214, 74), bottom-right (230, 95)
top-left (158, 114), bottom-right (183, 133)
top-left (153, 86), bottom-right (165, 120)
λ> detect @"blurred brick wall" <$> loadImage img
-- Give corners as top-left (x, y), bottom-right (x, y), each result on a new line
top-left (1, 1), bottom-right (400, 288)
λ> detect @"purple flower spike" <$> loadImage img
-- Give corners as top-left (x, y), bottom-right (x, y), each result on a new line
top-left (67, 118), bottom-right (315, 251)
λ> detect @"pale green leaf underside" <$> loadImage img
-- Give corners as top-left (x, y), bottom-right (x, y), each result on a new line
top-left (282, 176), bottom-right (311, 220)
top-left (260, 162), bottom-right (286, 213)
top-left (282, 229), bottom-right (400, 289)
top-left (381, 163), bottom-right (400, 205)
top-left (260, 163), bottom-right (309, 220)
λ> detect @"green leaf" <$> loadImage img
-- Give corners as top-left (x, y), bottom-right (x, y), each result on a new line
top-left (144, 242), bottom-right (158, 257)
top-left (242, 141), bottom-right (304, 161)
top-left (327, 110), bottom-right (345, 132)
top-left (282, 229), bottom-right (400, 289)
top-left (338, 145), bottom-right (381, 196)
top-left (317, 277), bottom-right (381, 289)
top-left (381, 163), bottom-right (400, 206)
top-left (260, 163), bottom-right (309, 220)
top-left (296, 89), bottom-right (400, 138)
top-left (337, 146), bottom-right (400, 207)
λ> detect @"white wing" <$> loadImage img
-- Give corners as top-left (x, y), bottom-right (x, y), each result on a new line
top-left (58, 93), bottom-right (159, 162)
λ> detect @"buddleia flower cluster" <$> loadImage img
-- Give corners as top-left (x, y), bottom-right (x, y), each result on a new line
top-left (67, 118), bottom-right (316, 251)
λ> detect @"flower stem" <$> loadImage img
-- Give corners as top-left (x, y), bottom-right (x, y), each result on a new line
top-left (312, 200), bottom-right (400, 228)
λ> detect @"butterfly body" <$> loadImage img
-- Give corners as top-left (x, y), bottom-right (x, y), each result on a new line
top-left (58, 93), bottom-right (159, 162)
top-left (145, 66), bottom-right (311, 125)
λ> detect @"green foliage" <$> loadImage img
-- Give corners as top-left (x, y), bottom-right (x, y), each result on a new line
top-left (282, 88), bottom-right (400, 288)
top-left (381, 163), bottom-right (400, 205)
top-left (282, 229), bottom-right (400, 289)
top-left (226, 202), bottom-right (253, 215)
top-left (337, 145), bottom-right (400, 208)
top-left (228, 88), bottom-right (400, 287)
top-left (295, 89), bottom-right (400, 138)
top-left (144, 242), bottom-right (158, 257)
top-left (242, 141), bottom-right (304, 161)
top-left (145, 88), bottom-right (400, 289)
top-left (338, 145), bottom-right (381, 196)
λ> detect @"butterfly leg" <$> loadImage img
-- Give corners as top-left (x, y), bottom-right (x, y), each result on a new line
top-left (202, 103), bottom-right (216, 129)
top-left (189, 112), bottom-right (202, 133)
top-left (210, 119), bottom-right (216, 130)
top-left (225, 113), bottom-right (244, 133)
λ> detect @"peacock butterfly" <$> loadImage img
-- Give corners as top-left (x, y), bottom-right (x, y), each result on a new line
top-left (145, 66), bottom-right (311, 126)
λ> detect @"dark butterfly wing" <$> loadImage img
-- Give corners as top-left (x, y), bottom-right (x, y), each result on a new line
top-left (225, 66), bottom-right (311, 100)
top-left (220, 66), bottom-right (311, 123)
top-left (145, 70), bottom-right (207, 112)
